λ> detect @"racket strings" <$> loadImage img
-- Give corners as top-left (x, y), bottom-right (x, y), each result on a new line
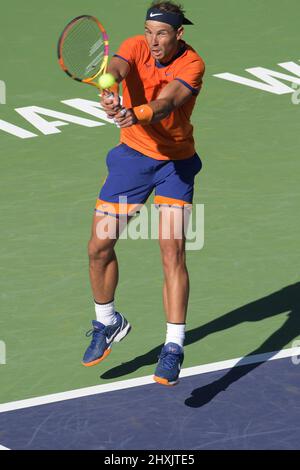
top-left (63, 21), bottom-right (103, 75)
top-left (61, 18), bottom-right (105, 80)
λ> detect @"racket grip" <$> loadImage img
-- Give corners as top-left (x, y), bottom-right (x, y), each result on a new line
top-left (99, 91), bottom-right (114, 99)
top-left (99, 91), bottom-right (127, 124)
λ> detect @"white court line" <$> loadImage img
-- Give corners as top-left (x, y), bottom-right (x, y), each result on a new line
top-left (0, 346), bottom-right (299, 414)
top-left (0, 444), bottom-right (10, 450)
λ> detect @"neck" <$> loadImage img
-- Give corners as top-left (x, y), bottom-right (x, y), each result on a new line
top-left (160, 41), bottom-right (182, 64)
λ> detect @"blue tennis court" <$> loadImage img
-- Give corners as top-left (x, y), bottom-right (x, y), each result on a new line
top-left (1, 353), bottom-right (300, 450)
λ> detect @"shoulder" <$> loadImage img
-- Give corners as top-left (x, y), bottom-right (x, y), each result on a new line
top-left (119, 35), bottom-right (149, 52)
top-left (116, 35), bottom-right (150, 65)
top-left (176, 42), bottom-right (205, 74)
top-left (172, 43), bottom-right (206, 92)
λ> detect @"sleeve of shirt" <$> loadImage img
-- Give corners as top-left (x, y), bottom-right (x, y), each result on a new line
top-left (175, 58), bottom-right (205, 96)
top-left (113, 36), bottom-right (142, 67)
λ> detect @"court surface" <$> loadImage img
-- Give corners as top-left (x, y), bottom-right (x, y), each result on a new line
top-left (1, 352), bottom-right (300, 449)
top-left (1, 0), bottom-right (300, 450)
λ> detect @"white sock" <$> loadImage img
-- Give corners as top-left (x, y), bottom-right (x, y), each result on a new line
top-left (95, 299), bottom-right (118, 326)
top-left (165, 322), bottom-right (185, 348)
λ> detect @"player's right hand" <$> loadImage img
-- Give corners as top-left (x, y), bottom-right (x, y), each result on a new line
top-left (100, 91), bottom-right (121, 118)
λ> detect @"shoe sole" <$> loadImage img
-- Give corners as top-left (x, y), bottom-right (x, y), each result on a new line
top-left (153, 375), bottom-right (179, 386)
top-left (82, 321), bottom-right (131, 367)
top-left (82, 347), bottom-right (112, 367)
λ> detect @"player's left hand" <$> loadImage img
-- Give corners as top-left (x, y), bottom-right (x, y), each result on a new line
top-left (114, 108), bottom-right (138, 128)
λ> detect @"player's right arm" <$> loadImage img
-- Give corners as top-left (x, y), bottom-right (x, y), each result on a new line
top-left (101, 57), bottom-right (130, 117)
top-left (107, 56), bottom-right (130, 84)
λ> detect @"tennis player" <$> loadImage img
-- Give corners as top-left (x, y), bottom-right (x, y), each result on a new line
top-left (82, 1), bottom-right (205, 386)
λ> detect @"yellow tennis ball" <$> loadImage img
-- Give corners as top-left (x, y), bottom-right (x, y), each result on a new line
top-left (98, 73), bottom-right (116, 89)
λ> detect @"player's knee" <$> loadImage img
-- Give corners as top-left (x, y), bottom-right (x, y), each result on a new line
top-left (88, 239), bottom-right (113, 265)
top-left (161, 246), bottom-right (186, 270)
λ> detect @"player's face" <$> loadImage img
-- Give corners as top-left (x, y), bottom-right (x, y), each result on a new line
top-left (145, 21), bottom-right (184, 63)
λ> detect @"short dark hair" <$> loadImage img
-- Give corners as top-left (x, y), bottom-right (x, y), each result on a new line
top-left (150, 1), bottom-right (185, 16)
top-left (149, 1), bottom-right (186, 30)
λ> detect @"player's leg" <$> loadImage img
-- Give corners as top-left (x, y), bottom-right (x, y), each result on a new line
top-left (83, 211), bottom-right (131, 367)
top-left (159, 207), bottom-right (189, 324)
top-left (83, 143), bottom-right (155, 367)
top-left (88, 211), bottom-right (120, 305)
top-left (153, 153), bottom-right (202, 385)
top-left (153, 207), bottom-right (188, 385)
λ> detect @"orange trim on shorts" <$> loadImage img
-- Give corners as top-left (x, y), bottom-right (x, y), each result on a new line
top-left (95, 198), bottom-right (143, 215)
top-left (154, 195), bottom-right (192, 208)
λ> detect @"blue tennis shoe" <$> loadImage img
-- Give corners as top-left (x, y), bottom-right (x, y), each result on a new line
top-left (153, 342), bottom-right (184, 386)
top-left (82, 312), bottom-right (131, 367)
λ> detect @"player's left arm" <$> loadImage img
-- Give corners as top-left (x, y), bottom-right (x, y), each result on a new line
top-left (114, 79), bottom-right (196, 127)
top-left (149, 79), bottom-right (196, 122)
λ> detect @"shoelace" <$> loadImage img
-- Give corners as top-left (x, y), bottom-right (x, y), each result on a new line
top-left (159, 351), bottom-right (181, 370)
top-left (85, 328), bottom-right (104, 348)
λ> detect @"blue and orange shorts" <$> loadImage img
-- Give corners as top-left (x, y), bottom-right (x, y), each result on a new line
top-left (95, 143), bottom-right (202, 217)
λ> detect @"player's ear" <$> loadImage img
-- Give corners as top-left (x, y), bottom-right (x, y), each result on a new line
top-left (176, 26), bottom-right (184, 41)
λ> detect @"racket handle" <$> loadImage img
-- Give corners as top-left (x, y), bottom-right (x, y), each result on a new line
top-left (99, 91), bottom-right (114, 99)
top-left (99, 91), bottom-right (127, 124)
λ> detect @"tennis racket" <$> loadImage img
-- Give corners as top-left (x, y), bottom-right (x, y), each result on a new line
top-left (58, 14), bottom-right (113, 92)
top-left (57, 14), bottom-right (126, 123)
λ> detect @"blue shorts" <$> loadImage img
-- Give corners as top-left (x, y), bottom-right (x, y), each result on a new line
top-left (95, 143), bottom-right (202, 216)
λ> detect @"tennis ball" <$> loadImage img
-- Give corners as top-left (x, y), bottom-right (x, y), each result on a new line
top-left (98, 73), bottom-right (116, 89)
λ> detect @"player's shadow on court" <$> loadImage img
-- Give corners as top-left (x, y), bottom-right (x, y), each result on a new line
top-left (185, 281), bottom-right (300, 407)
top-left (101, 282), bottom-right (300, 400)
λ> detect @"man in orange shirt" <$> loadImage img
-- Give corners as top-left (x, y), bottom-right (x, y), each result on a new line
top-left (82, 1), bottom-right (205, 386)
